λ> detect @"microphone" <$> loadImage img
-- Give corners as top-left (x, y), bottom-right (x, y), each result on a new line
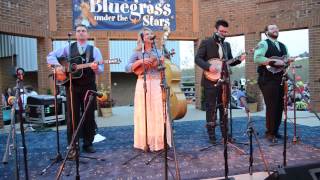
top-left (140, 32), bottom-right (144, 42)
top-left (150, 35), bottom-right (156, 41)
top-left (214, 32), bottom-right (225, 43)
top-left (89, 90), bottom-right (103, 98)
top-left (68, 32), bottom-right (72, 36)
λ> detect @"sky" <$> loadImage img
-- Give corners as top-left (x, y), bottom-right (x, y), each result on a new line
top-left (179, 41), bottom-right (195, 69)
top-left (261, 29), bottom-right (309, 57)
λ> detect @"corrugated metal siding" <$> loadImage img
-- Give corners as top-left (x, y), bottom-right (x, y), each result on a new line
top-left (109, 40), bottom-right (136, 72)
top-left (0, 34), bottom-right (38, 72)
top-left (109, 40), bottom-right (181, 72)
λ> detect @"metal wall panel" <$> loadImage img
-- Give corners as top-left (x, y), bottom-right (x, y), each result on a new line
top-left (0, 34), bottom-right (38, 72)
top-left (109, 40), bottom-right (181, 72)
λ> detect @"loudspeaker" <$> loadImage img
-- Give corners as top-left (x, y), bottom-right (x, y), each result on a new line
top-left (265, 162), bottom-right (320, 180)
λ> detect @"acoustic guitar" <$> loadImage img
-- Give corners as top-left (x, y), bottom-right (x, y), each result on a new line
top-left (53, 56), bottom-right (120, 85)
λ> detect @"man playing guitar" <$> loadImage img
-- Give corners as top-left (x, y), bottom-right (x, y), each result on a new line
top-left (254, 24), bottom-right (294, 142)
top-left (195, 19), bottom-right (245, 144)
top-left (47, 24), bottom-right (104, 154)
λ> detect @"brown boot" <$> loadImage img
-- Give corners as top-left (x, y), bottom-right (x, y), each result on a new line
top-left (206, 123), bottom-right (216, 144)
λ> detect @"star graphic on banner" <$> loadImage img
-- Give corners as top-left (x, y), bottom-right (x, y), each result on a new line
top-left (131, 18), bottom-right (140, 24)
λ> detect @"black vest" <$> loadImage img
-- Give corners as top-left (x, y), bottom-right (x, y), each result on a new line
top-left (70, 42), bottom-right (96, 86)
top-left (257, 39), bottom-right (287, 80)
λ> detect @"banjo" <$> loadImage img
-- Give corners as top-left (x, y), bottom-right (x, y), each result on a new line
top-left (204, 52), bottom-right (248, 82)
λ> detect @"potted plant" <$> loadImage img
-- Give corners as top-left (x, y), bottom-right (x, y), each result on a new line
top-left (245, 79), bottom-right (260, 112)
top-left (97, 84), bottom-right (112, 117)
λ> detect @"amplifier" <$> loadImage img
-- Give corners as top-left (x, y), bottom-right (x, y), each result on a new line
top-left (25, 95), bottom-right (65, 124)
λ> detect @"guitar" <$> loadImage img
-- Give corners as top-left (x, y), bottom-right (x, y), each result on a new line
top-left (266, 56), bottom-right (297, 74)
top-left (53, 56), bottom-right (121, 85)
top-left (204, 51), bottom-right (249, 82)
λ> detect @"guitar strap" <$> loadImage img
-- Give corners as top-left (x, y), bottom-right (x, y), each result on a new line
top-left (85, 45), bottom-right (91, 63)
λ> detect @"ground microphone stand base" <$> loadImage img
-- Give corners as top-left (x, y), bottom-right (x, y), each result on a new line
top-left (40, 70), bottom-right (64, 175)
top-left (55, 92), bottom-right (105, 180)
top-left (246, 113), bottom-right (271, 176)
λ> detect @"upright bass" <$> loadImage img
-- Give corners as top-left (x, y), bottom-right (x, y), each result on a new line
top-left (162, 26), bottom-right (187, 120)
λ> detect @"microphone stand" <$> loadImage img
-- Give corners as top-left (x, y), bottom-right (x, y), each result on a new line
top-left (122, 37), bottom-right (150, 165)
top-left (56, 91), bottom-right (103, 180)
top-left (200, 42), bottom-right (246, 156)
top-left (17, 69), bottom-right (30, 179)
top-left (291, 66), bottom-right (299, 144)
top-left (141, 39), bottom-right (150, 152)
top-left (144, 39), bottom-right (181, 180)
top-left (281, 71), bottom-right (288, 167)
top-left (40, 67), bottom-right (63, 175)
top-left (246, 113), bottom-right (271, 176)
top-left (2, 37), bottom-right (20, 180)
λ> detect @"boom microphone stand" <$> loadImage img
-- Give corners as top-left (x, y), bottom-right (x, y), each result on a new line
top-left (56, 90), bottom-right (102, 180)
top-left (281, 71), bottom-right (289, 167)
top-left (145, 38), bottom-right (181, 180)
top-left (200, 42), bottom-right (246, 156)
top-left (290, 65), bottom-right (302, 144)
top-left (40, 67), bottom-right (63, 175)
top-left (246, 113), bottom-right (270, 176)
top-left (122, 34), bottom-right (150, 165)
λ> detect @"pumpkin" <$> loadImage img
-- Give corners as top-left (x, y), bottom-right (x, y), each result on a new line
top-left (97, 93), bottom-right (108, 102)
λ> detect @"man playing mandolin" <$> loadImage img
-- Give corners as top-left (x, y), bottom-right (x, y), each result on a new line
top-left (47, 24), bottom-right (104, 154)
top-left (254, 24), bottom-right (294, 142)
top-left (195, 19), bottom-right (245, 144)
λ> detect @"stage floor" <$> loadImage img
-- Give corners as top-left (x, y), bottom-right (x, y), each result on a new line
top-left (1, 117), bottom-right (320, 179)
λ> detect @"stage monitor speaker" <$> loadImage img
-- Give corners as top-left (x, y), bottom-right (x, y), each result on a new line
top-left (265, 162), bottom-right (320, 180)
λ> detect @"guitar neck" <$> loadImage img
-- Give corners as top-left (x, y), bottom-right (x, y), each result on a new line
top-left (226, 56), bottom-right (241, 65)
top-left (76, 63), bottom-right (95, 70)
top-left (75, 59), bottom-right (120, 70)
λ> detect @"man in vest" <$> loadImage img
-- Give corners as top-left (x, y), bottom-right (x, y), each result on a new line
top-left (47, 24), bottom-right (104, 154)
top-left (254, 24), bottom-right (293, 142)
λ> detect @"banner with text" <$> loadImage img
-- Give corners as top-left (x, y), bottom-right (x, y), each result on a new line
top-left (72, 0), bottom-right (176, 31)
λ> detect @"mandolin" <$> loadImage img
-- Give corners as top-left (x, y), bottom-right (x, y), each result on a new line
top-left (266, 56), bottom-right (297, 74)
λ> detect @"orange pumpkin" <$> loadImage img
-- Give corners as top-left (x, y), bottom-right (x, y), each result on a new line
top-left (97, 93), bottom-right (108, 102)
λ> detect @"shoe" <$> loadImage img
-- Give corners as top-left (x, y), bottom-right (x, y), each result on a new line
top-left (67, 148), bottom-right (76, 160)
top-left (209, 136), bottom-right (216, 144)
top-left (266, 135), bottom-right (278, 143)
top-left (275, 133), bottom-right (283, 139)
top-left (83, 145), bottom-right (96, 153)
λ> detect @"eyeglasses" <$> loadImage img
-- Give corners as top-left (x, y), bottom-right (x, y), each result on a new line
top-left (76, 30), bottom-right (87, 33)
top-left (218, 30), bottom-right (228, 34)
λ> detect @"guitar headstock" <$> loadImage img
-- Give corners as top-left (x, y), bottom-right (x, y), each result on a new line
top-left (161, 25), bottom-right (171, 47)
top-left (104, 58), bottom-right (121, 64)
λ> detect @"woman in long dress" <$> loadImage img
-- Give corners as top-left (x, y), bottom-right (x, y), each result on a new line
top-left (125, 27), bottom-right (171, 151)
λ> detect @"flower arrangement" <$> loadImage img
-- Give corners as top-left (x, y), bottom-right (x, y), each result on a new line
top-left (97, 84), bottom-right (112, 108)
top-left (246, 79), bottom-right (259, 103)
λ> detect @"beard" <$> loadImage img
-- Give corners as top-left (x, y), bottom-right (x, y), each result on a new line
top-left (268, 32), bottom-right (278, 39)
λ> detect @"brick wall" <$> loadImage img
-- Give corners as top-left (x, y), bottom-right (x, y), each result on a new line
top-left (0, 0), bottom-right (49, 37)
top-left (1, 0), bottom-right (320, 112)
top-left (51, 0), bottom-right (199, 103)
top-left (195, 0), bottom-right (320, 111)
